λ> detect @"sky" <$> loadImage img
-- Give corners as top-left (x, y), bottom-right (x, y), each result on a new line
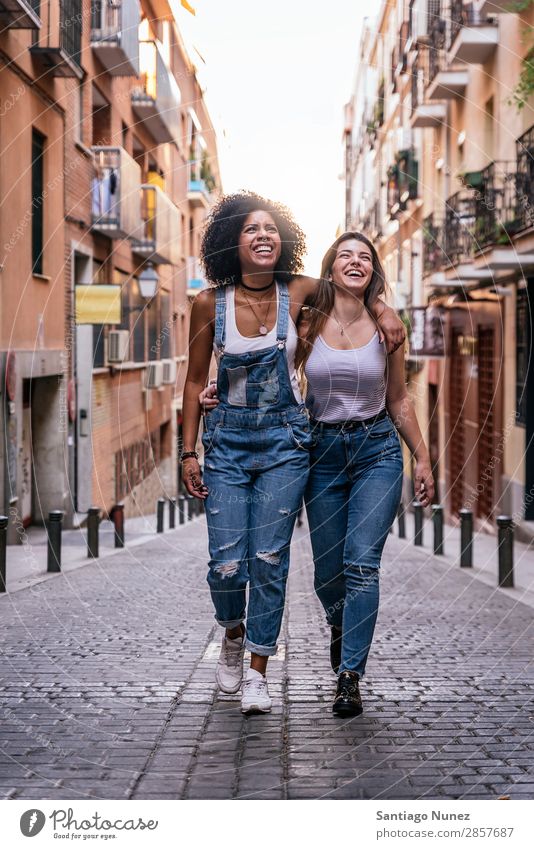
top-left (175, 0), bottom-right (367, 274)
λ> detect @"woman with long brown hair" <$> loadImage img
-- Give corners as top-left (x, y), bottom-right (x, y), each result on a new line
top-left (299, 231), bottom-right (434, 716)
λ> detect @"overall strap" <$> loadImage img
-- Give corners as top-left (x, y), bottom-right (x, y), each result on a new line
top-left (214, 286), bottom-right (227, 351)
top-left (276, 281), bottom-right (290, 343)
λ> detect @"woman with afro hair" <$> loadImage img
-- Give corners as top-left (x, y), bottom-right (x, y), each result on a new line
top-left (181, 191), bottom-right (404, 714)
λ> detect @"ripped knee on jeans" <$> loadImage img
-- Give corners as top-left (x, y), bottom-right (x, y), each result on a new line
top-left (344, 564), bottom-right (380, 585)
top-left (213, 560), bottom-right (241, 579)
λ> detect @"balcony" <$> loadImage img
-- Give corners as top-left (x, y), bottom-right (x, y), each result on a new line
top-left (90, 0), bottom-right (140, 77)
top-left (131, 184), bottom-right (180, 265)
top-left (427, 69), bottom-right (469, 100)
top-left (516, 124), bottom-right (534, 233)
top-left (428, 15), bottom-right (447, 83)
top-left (30, 0), bottom-right (83, 77)
top-left (91, 146), bottom-right (142, 240)
top-left (187, 257), bottom-right (206, 296)
top-left (410, 51), bottom-right (447, 128)
top-left (444, 191), bottom-right (477, 265)
top-left (0, 0), bottom-right (40, 28)
top-left (187, 178), bottom-right (210, 208)
top-left (387, 149), bottom-right (419, 217)
top-left (423, 214), bottom-right (448, 278)
top-left (448, 0), bottom-right (498, 65)
top-left (131, 40), bottom-right (181, 144)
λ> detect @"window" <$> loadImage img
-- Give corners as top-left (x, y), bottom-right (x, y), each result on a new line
top-left (60, 0), bottom-right (82, 67)
top-left (31, 129), bottom-right (45, 275)
top-left (516, 287), bottom-right (529, 426)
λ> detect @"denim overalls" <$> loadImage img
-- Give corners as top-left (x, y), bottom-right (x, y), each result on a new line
top-left (202, 282), bottom-right (311, 656)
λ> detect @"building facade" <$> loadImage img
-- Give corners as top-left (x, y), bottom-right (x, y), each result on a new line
top-left (0, 0), bottom-right (220, 540)
top-left (345, 0), bottom-right (534, 529)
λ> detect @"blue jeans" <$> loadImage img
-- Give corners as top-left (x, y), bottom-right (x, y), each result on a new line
top-left (203, 407), bottom-right (311, 656)
top-left (304, 414), bottom-right (403, 677)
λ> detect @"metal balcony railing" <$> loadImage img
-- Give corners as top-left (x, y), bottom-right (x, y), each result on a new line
top-left (444, 191), bottom-right (477, 264)
top-left (516, 124), bottom-right (534, 233)
top-left (472, 161), bottom-right (527, 248)
top-left (60, 0), bottom-right (82, 66)
top-left (387, 150), bottom-right (419, 216)
top-left (90, 0), bottom-right (139, 76)
top-left (131, 40), bottom-right (181, 143)
top-left (448, 0), bottom-right (485, 49)
top-left (428, 15), bottom-right (446, 82)
top-left (423, 213), bottom-right (447, 276)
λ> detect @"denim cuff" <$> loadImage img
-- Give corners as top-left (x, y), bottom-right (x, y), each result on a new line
top-left (245, 638), bottom-right (277, 657)
top-left (216, 617), bottom-right (245, 629)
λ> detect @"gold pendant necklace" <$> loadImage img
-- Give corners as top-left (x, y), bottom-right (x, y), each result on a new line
top-left (240, 287), bottom-right (273, 336)
top-left (332, 306), bottom-right (365, 336)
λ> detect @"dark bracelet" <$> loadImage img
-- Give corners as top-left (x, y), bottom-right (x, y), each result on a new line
top-left (180, 451), bottom-right (199, 462)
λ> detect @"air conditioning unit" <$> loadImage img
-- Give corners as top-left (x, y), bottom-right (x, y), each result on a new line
top-left (145, 361), bottom-right (163, 389)
top-left (107, 330), bottom-right (130, 363)
top-left (161, 359), bottom-right (177, 384)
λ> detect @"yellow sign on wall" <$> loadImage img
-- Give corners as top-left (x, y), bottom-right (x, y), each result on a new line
top-left (75, 285), bottom-right (122, 325)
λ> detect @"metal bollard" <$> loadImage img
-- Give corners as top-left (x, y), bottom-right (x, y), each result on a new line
top-left (178, 495), bottom-right (185, 525)
top-left (412, 500), bottom-right (423, 546)
top-left (187, 496), bottom-right (195, 521)
top-left (112, 503), bottom-right (124, 548)
top-left (46, 510), bottom-right (63, 573)
top-left (497, 515), bottom-right (514, 588)
top-left (87, 507), bottom-right (100, 559)
top-left (0, 516), bottom-right (8, 593)
top-left (397, 501), bottom-right (406, 539)
top-left (432, 504), bottom-right (444, 556)
top-left (459, 508), bottom-right (473, 568)
top-left (157, 498), bottom-right (165, 533)
top-left (169, 497), bottom-right (176, 530)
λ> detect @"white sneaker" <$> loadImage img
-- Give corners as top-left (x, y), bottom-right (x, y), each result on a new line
top-left (215, 632), bottom-right (245, 694)
top-left (241, 668), bottom-right (272, 714)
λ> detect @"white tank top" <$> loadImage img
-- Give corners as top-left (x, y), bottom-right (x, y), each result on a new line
top-left (213, 284), bottom-right (302, 403)
top-left (304, 332), bottom-right (386, 422)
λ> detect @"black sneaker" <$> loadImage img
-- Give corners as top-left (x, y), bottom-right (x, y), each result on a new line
top-left (333, 670), bottom-right (363, 717)
top-left (330, 626), bottom-right (342, 674)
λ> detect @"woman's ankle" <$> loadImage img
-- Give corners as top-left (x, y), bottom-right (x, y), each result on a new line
top-left (226, 623), bottom-right (244, 640)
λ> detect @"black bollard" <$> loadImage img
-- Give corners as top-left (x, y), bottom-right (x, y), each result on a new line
top-left (0, 515), bottom-right (8, 593)
top-left (157, 498), bottom-right (165, 533)
top-left (87, 507), bottom-right (100, 558)
top-left (432, 504), bottom-right (444, 556)
top-left (187, 496), bottom-right (195, 521)
top-left (459, 508), bottom-right (473, 568)
top-left (413, 500), bottom-right (423, 546)
top-left (497, 515), bottom-right (514, 588)
top-left (397, 501), bottom-right (406, 539)
top-left (169, 497), bottom-right (176, 529)
top-left (112, 503), bottom-right (124, 548)
top-left (46, 510), bottom-right (63, 573)
top-left (178, 495), bottom-right (185, 525)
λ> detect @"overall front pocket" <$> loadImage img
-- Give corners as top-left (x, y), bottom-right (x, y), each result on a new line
top-left (225, 361), bottom-right (280, 407)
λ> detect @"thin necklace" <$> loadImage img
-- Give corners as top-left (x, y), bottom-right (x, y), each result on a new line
top-left (240, 287), bottom-right (274, 336)
top-left (240, 278), bottom-right (275, 292)
top-left (332, 305), bottom-right (365, 336)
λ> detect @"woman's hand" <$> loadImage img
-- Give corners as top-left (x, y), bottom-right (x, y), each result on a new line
top-left (183, 458), bottom-right (209, 500)
top-left (199, 381), bottom-right (219, 411)
top-left (374, 304), bottom-right (406, 354)
top-left (414, 458), bottom-right (435, 508)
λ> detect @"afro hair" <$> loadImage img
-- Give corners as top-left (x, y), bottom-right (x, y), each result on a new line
top-left (200, 191), bottom-right (307, 286)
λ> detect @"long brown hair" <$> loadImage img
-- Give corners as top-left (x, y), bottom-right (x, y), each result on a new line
top-left (295, 231), bottom-right (388, 370)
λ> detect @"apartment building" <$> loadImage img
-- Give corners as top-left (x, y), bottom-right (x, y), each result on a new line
top-left (0, 0), bottom-right (220, 538)
top-left (345, 0), bottom-right (534, 528)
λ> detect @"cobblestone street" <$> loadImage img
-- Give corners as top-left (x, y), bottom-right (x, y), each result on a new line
top-left (1, 516), bottom-right (534, 800)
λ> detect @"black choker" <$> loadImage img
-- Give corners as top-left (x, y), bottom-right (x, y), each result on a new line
top-left (239, 279), bottom-right (276, 292)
